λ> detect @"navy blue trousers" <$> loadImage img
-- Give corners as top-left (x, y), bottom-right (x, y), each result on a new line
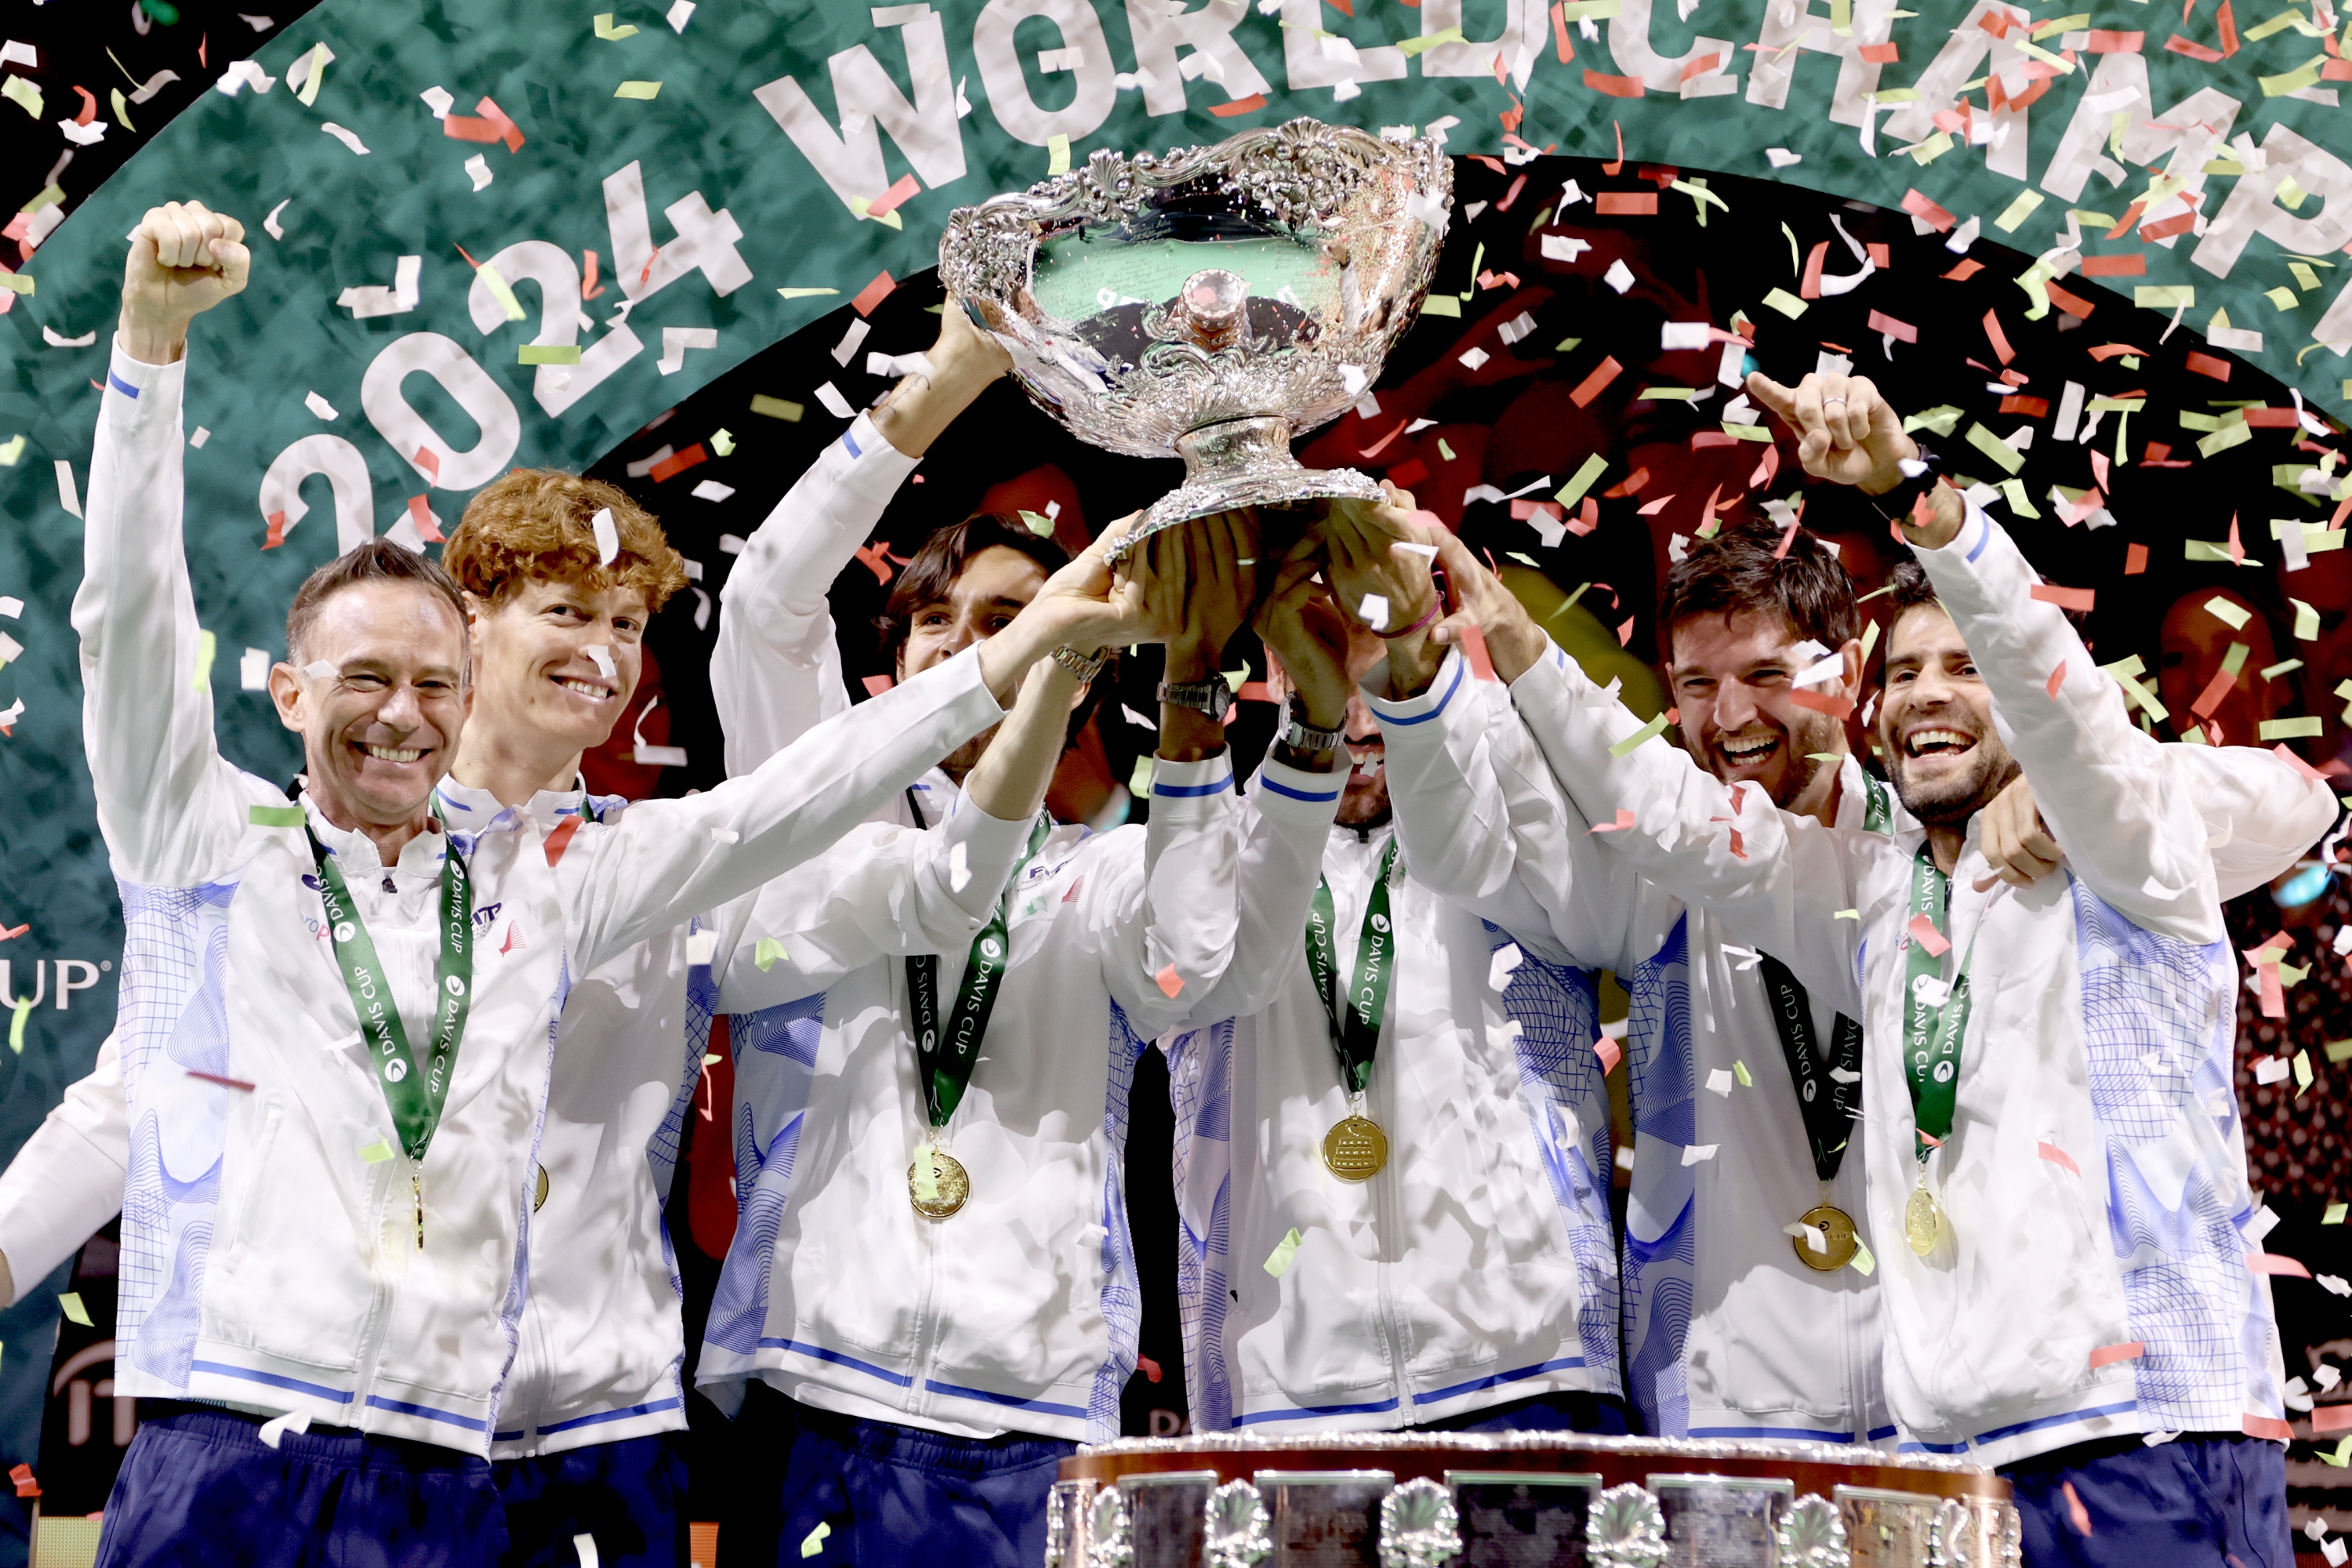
top-left (2000, 1433), bottom-right (2292, 1568)
top-left (494, 1432), bottom-right (690, 1568)
top-left (716, 1385), bottom-right (1072, 1568)
top-left (94, 1407), bottom-right (506, 1568)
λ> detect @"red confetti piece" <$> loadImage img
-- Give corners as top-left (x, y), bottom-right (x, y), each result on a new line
top-left (2246, 1252), bottom-right (2311, 1276)
top-left (2242, 1414), bottom-right (2293, 1443)
top-left (1470, 154), bottom-right (1508, 174)
top-left (1983, 310), bottom-right (2016, 366)
top-left (1512, 498), bottom-right (1563, 522)
top-left (1458, 622), bottom-right (1497, 681)
top-left (2273, 742), bottom-right (2329, 786)
top-left (851, 270), bottom-right (897, 317)
top-left (1788, 688), bottom-right (1855, 719)
top-left (1137, 1355), bottom-right (1162, 1383)
top-left (2045, 279), bottom-right (2098, 319)
top-left (1616, 616), bottom-right (1635, 646)
top-left (2316, 1404), bottom-right (2352, 1433)
top-left (1867, 242), bottom-right (1891, 267)
top-left (2088, 28), bottom-right (2144, 48)
top-left (70, 85), bottom-right (96, 126)
top-left (264, 510), bottom-right (289, 550)
top-left (1595, 191), bottom-right (1658, 214)
top-left (1773, 521), bottom-right (1801, 559)
top-left (1868, 309), bottom-right (1920, 343)
top-left (2031, 583), bottom-right (2096, 612)
top-left (1573, 497), bottom-right (1599, 535)
top-left (1155, 963), bottom-right (1185, 999)
top-left (582, 250), bottom-right (604, 300)
top-left (1602, 120), bottom-right (1624, 176)
top-left (2089, 1340), bottom-right (2145, 1367)
top-left (649, 444), bottom-right (708, 483)
top-left (1902, 189), bottom-right (1957, 233)
top-left (186, 1069), bottom-right (257, 1092)
top-left (2104, 202), bottom-right (2149, 240)
top-left (2038, 1140), bottom-right (2082, 1175)
top-left (866, 174), bottom-right (921, 218)
top-left (543, 815), bottom-right (583, 868)
top-left (1907, 913), bottom-right (1951, 957)
top-left (1978, 7), bottom-right (2011, 32)
top-left (1800, 241), bottom-right (1829, 300)
top-left (2047, 662), bottom-right (2067, 699)
top-left (1360, 421), bottom-right (1409, 459)
top-left (861, 673), bottom-right (895, 698)
top-left (2243, 407), bottom-right (2300, 427)
top-left (1589, 808), bottom-right (1637, 834)
top-left (1595, 1036), bottom-right (1622, 1074)
top-left (1584, 68), bottom-right (1646, 96)
top-left (1207, 93), bottom-right (1267, 117)
top-left (1602, 467), bottom-right (1650, 497)
top-left (2060, 1482), bottom-right (2092, 1537)
top-left (1496, 173), bottom-right (1529, 212)
top-left (477, 96), bottom-right (524, 152)
top-left (1942, 259), bottom-right (1985, 281)
top-left (0, 925), bottom-right (24, 942)
top-left (2000, 395), bottom-right (2050, 418)
top-left (414, 445), bottom-right (441, 484)
top-left (408, 495), bottom-right (445, 545)
top-left (2220, 0), bottom-right (2240, 51)
top-left (853, 542), bottom-right (895, 586)
top-left (1570, 356), bottom-right (1624, 407)
top-left (1552, 1), bottom-right (1575, 60)
top-left (2165, 32), bottom-right (2224, 58)
top-left (2140, 212), bottom-right (2197, 242)
top-left (1857, 39), bottom-right (1899, 61)
top-left (2089, 342), bottom-right (2151, 359)
top-left (1678, 50), bottom-right (1723, 82)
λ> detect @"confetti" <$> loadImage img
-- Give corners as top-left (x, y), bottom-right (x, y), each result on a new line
top-left (1907, 913), bottom-right (1950, 957)
top-left (754, 937), bottom-right (787, 971)
top-left (613, 81), bottom-right (662, 99)
top-left (1264, 1227), bottom-right (1303, 1278)
top-left (1156, 964), bottom-right (1184, 998)
top-left (800, 1523), bottom-right (830, 1559)
top-left (56, 1293), bottom-right (89, 1327)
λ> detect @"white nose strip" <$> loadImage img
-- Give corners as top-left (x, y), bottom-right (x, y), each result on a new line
top-left (584, 644), bottom-right (616, 681)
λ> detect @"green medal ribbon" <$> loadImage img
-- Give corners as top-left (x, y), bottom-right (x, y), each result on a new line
top-left (1757, 956), bottom-right (1864, 1183)
top-left (1302, 839), bottom-right (1400, 1095)
top-left (1861, 772), bottom-right (1894, 835)
top-left (308, 812), bottom-right (474, 1164)
top-left (1901, 846), bottom-right (1974, 1167)
top-left (904, 811), bottom-right (1054, 1129)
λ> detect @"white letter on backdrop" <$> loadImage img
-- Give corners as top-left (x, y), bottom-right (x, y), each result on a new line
top-left (469, 240), bottom-right (647, 417)
top-left (1123, 0), bottom-right (1272, 114)
top-left (972, 0), bottom-right (1119, 144)
top-left (753, 7), bottom-right (968, 209)
top-left (258, 434), bottom-right (380, 554)
top-left (361, 333), bottom-right (522, 492)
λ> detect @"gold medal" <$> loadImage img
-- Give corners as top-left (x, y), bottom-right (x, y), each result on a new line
top-left (533, 1163), bottom-right (550, 1213)
top-left (1322, 1115), bottom-right (1389, 1181)
top-left (1904, 1175), bottom-right (1942, 1256)
top-left (1791, 1203), bottom-right (1859, 1272)
top-left (908, 1144), bottom-right (970, 1218)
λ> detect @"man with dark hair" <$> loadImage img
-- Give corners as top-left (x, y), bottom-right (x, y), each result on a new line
top-left (45, 198), bottom-right (1138, 1568)
top-left (1407, 366), bottom-right (2333, 1566)
top-left (700, 309), bottom-right (1345, 1565)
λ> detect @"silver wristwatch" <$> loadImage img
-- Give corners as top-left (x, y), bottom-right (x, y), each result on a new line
top-left (1157, 677), bottom-right (1233, 721)
top-left (1281, 703), bottom-right (1346, 753)
top-left (1051, 644), bottom-right (1107, 684)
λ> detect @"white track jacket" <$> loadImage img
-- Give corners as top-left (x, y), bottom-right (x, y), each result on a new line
top-left (694, 413), bottom-right (1323, 1441)
top-left (1382, 643), bottom-right (2333, 1449)
top-left (54, 342), bottom-right (1006, 1456)
top-left (1502, 502), bottom-right (2323, 1466)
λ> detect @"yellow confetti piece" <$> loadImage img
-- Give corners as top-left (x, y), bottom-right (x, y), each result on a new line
top-left (777, 287), bottom-right (840, 299)
top-left (1761, 288), bottom-right (1809, 318)
top-left (1849, 1237), bottom-right (1876, 1276)
top-left (846, 196), bottom-right (904, 230)
top-left (1131, 755), bottom-right (1155, 796)
top-left (56, 1293), bottom-right (90, 1327)
top-left (1610, 713), bottom-right (1671, 758)
top-left (614, 80), bottom-right (662, 99)
top-left (1264, 1226), bottom-right (1304, 1278)
top-left (359, 1139), bottom-right (394, 1163)
top-left (2293, 261), bottom-right (2325, 292)
top-left (477, 263), bottom-right (527, 322)
top-left (1859, 620), bottom-right (1880, 663)
top-left (1992, 191), bottom-right (2045, 233)
top-left (749, 394), bottom-right (804, 421)
top-left (1732, 1060), bottom-right (1752, 1087)
top-left (295, 42), bottom-right (328, 107)
top-left (2262, 659), bottom-right (2304, 681)
top-left (1018, 510), bottom-right (1056, 537)
top-left (1903, 406), bottom-right (1962, 437)
top-left (194, 629), bottom-right (216, 691)
top-left (1397, 24), bottom-right (1468, 53)
top-left (1907, 132), bottom-right (1953, 166)
top-left (2327, 1200), bottom-right (2349, 1222)
top-left (1965, 423), bottom-right (2025, 475)
top-left (2260, 716), bottom-right (2323, 739)
top-left (2, 75), bottom-right (42, 120)
top-left (518, 344), bottom-right (583, 365)
top-left (1420, 296), bottom-right (1461, 318)
top-left (1555, 453), bottom-right (1610, 508)
top-left (594, 12), bottom-right (641, 38)
top-left (2298, 1050), bottom-right (2316, 1094)
top-left (0, 274), bottom-right (29, 297)
top-left (800, 1521), bottom-right (831, 1559)
top-left (2220, 642), bottom-right (2251, 678)
top-left (754, 937), bottom-right (788, 971)
top-left (2328, 1039), bottom-right (2352, 1064)
top-left (2134, 285), bottom-right (2196, 310)
top-left (2197, 421), bottom-right (2254, 459)
top-left (1047, 133), bottom-right (1071, 175)
top-left (1835, 909), bottom-right (1861, 920)
top-left (2205, 595), bottom-right (2252, 630)
top-left (111, 87), bottom-right (132, 131)
top-left (8, 999), bottom-right (29, 1054)
top-left (2260, 60), bottom-right (2324, 96)
top-left (1999, 478), bottom-right (2038, 517)
top-left (1722, 423), bottom-right (1773, 441)
top-left (248, 804), bottom-right (307, 828)
top-left (0, 434), bottom-right (22, 464)
top-left (1438, 437), bottom-right (1457, 462)
top-left (711, 428), bottom-right (735, 456)
top-left (2265, 285), bottom-right (2299, 311)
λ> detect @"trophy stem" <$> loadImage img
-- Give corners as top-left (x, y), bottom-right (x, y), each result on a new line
top-left (1131, 416), bottom-right (1389, 541)
top-left (1176, 416), bottom-right (1304, 489)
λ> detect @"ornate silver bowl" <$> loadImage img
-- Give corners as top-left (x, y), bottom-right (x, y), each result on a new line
top-left (938, 117), bottom-right (1452, 551)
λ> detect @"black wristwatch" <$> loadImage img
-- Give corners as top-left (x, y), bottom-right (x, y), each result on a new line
top-left (1867, 440), bottom-right (1943, 526)
top-left (1158, 678), bottom-right (1233, 722)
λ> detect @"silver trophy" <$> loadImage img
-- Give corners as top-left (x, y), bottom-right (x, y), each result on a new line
top-left (938, 117), bottom-right (1452, 563)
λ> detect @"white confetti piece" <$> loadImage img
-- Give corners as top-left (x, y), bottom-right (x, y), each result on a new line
top-left (0, 598), bottom-right (18, 618)
top-left (303, 659), bottom-right (337, 680)
top-left (239, 648), bottom-right (271, 690)
top-left (1661, 321), bottom-right (1712, 350)
top-left (320, 122), bottom-right (370, 154)
top-left (1458, 347), bottom-right (1490, 371)
top-left (42, 328), bottom-right (96, 348)
top-left (1766, 147), bottom-right (1802, 168)
top-left (54, 460), bottom-right (79, 518)
top-left (590, 507), bottom-right (619, 565)
top-left (1487, 943), bottom-right (1522, 993)
top-left (214, 60), bottom-right (277, 95)
top-left (464, 154), bottom-right (492, 191)
top-left (1705, 1068), bottom-right (1733, 1096)
top-left (584, 644), bottom-right (616, 681)
top-left (949, 840), bottom-right (971, 892)
top-left (263, 199), bottom-right (290, 240)
top-left (636, 743), bottom-right (688, 766)
top-left (419, 85), bottom-right (454, 118)
top-left (1602, 260), bottom-right (1635, 294)
top-left (58, 118), bottom-right (107, 146)
top-left (1681, 1143), bottom-right (1718, 1165)
top-left (667, 0), bottom-right (695, 27)
top-left (1359, 593), bottom-right (1391, 631)
top-left (832, 318), bottom-right (872, 366)
top-left (813, 382), bottom-right (855, 419)
top-left (191, 426), bottom-right (211, 448)
top-left (2324, 1274), bottom-right (2352, 1297)
top-left (0, 42), bottom-right (34, 67)
top-left (657, 326), bottom-right (718, 376)
top-left (1784, 1220), bottom-right (1828, 1253)
top-left (690, 480), bottom-right (735, 501)
top-left (337, 255), bottom-right (419, 318)
top-left (303, 391), bottom-right (338, 421)
top-left (574, 1534), bottom-right (600, 1568)
top-left (256, 1410), bottom-right (311, 1449)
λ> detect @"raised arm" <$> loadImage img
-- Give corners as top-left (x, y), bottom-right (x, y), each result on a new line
top-left (0, 1033), bottom-right (130, 1307)
top-left (713, 307), bottom-right (1008, 773)
top-left (71, 202), bottom-right (267, 885)
top-left (570, 531), bottom-right (1145, 969)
